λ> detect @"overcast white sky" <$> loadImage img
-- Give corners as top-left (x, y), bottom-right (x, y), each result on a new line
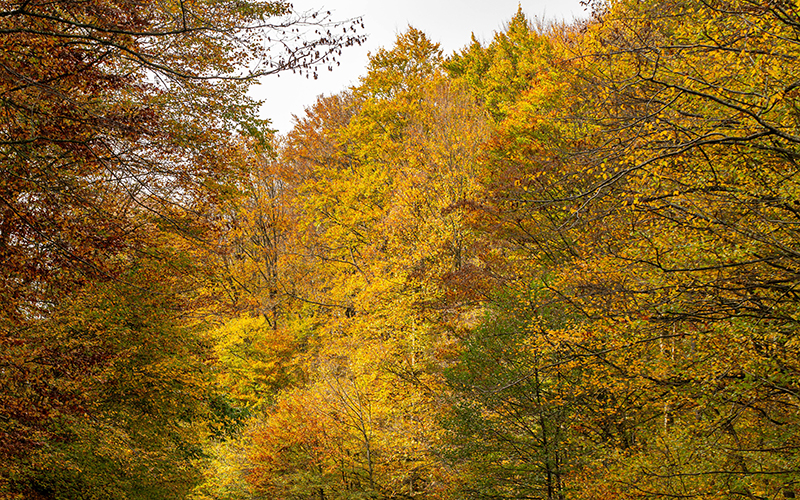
top-left (252, 1), bottom-right (588, 134)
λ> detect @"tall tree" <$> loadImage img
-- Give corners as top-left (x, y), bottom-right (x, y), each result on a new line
top-left (452, 0), bottom-right (800, 497)
top-left (0, 0), bottom-right (364, 497)
top-left (226, 28), bottom-right (491, 499)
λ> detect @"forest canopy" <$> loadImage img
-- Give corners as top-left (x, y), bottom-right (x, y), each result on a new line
top-left (2, 0), bottom-right (800, 499)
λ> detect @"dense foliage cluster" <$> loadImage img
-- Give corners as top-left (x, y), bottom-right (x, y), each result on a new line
top-left (0, 0), bottom-right (362, 497)
top-left (211, 1), bottom-right (800, 498)
top-left (4, 0), bottom-right (800, 498)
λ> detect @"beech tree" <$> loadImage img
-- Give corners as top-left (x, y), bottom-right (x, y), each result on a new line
top-left (448, 0), bottom-right (800, 498)
top-left (221, 28), bottom-right (491, 499)
top-left (0, 0), bottom-right (363, 497)
top-left (0, 0), bottom-right (364, 319)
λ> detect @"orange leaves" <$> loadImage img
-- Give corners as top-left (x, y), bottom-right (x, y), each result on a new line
top-left (246, 390), bottom-right (337, 494)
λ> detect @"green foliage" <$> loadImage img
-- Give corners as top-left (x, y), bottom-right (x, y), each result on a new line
top-left (1, 249), bottom-right (215, 499)
top-left (446, 8), bottom-right (554, 121)
top-left (444, 282), bottom-right (594, 500)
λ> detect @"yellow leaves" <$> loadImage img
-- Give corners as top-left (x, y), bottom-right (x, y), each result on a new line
top-left (449, 0), bottom-right (800, 494)
top-left (212, 315), bottom-right (300, 409)
top-left (190, 2), bottom-right (800, 499)
top-left (210, 28), bottom-right (493, 500)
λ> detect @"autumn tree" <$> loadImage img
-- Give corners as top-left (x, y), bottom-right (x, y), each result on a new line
top-left (192, 2), bottom-right (800, 497)
top-left (566, 0), bottom-right (800, 495)
top-left (221, 28), bottom-right (491, 499)
top-left (0, 0), bottom-right (364, 497)
top-left (448, 0), bottom-right (800, 497)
